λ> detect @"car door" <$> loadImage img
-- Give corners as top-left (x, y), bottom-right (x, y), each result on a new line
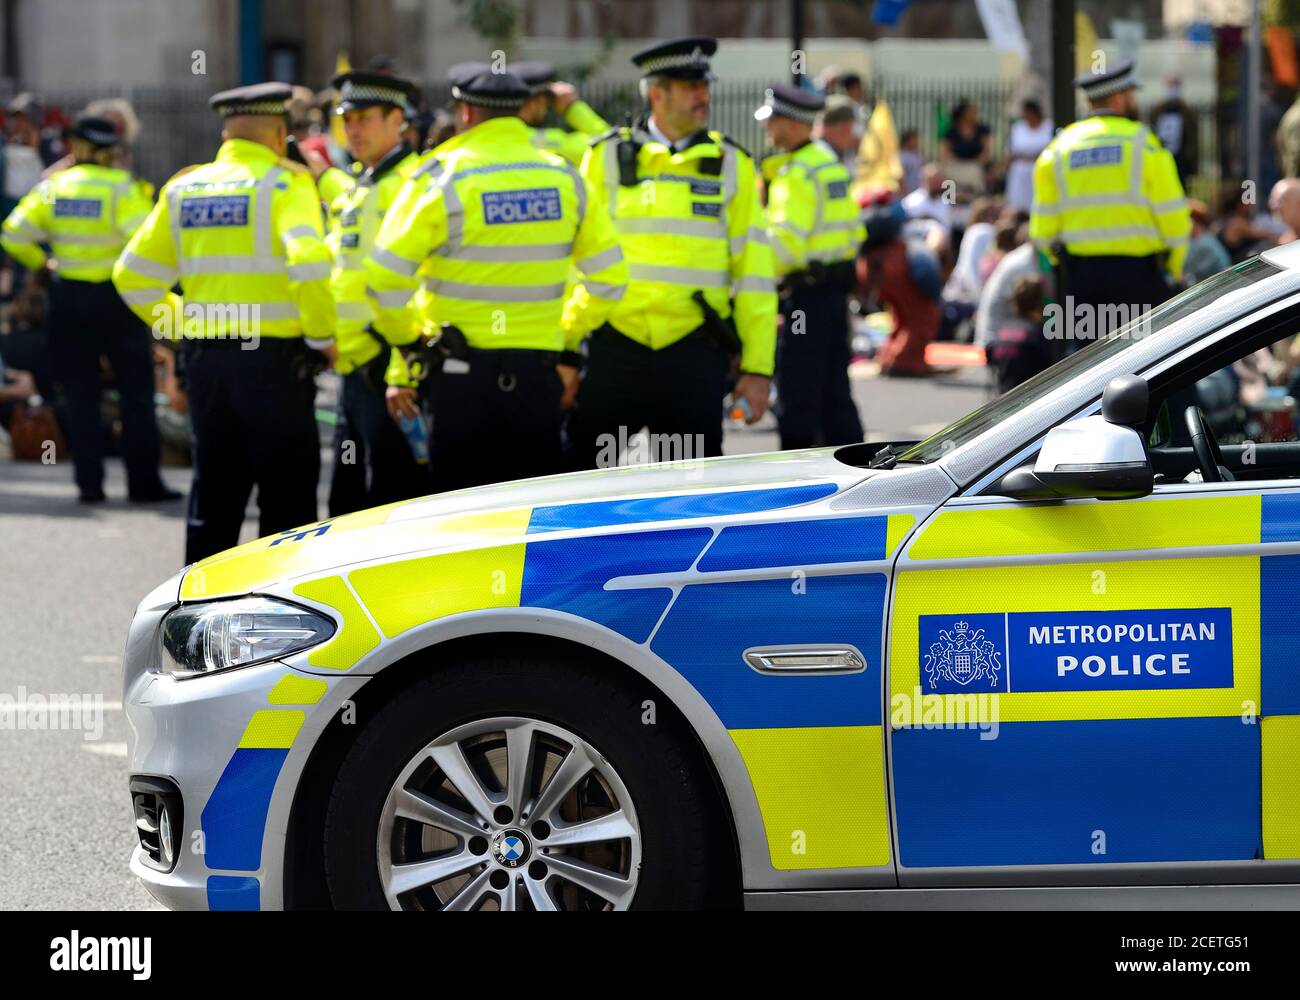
top-left (886, 483), bottom-right (1266, 885)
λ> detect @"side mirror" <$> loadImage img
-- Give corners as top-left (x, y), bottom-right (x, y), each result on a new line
top-left (1001, 375), bottom-right (1154, 501)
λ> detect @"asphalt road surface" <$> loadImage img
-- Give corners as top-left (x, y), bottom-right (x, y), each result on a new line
top-left (0, 364), bottom-right (986, 910)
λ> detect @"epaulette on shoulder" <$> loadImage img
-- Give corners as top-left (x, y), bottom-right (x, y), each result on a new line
top-left (163, 163), bottom-right (202, 187)
top-left (589, 125), bottom-right (623, 147)
top-left (716, 132), bottom-right (753, 160)
top-left (277, 157), bottom-right (310, 175)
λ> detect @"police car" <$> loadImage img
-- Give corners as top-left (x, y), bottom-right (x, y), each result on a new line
top-left (126, 248), bottom-right (1300, 910)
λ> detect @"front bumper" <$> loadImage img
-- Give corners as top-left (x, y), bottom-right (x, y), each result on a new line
top-left (124, 573), bottom-right (366, 910)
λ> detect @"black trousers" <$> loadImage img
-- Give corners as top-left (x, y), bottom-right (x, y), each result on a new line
top-left (1059, 253), bottom-right (1173, 355)
top-left (567, 325), bottom-right (730, 470)
top-left (775, 284), bottom-right (864, 450)
top-left (47, 277), bottom-right (165, 498)
top-left (183, 339), bottom-right (320, 563)
top-left (420, 348), bottom-right (564, 493)
top-left (328, 353), bottom-right (431, 517)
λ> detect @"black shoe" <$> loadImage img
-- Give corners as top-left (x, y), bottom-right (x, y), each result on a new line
top-left (129, 486), bottom-right (183, 503)
top-left (79, 491), bottom-right (107, 504)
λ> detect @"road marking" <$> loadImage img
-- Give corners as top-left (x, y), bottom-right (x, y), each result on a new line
top-left (81, 742), bottom-right (128, 757)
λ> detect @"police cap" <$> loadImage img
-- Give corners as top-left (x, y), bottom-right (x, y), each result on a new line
top-left (754, 82), bottom-right (824, 124)
top-left (448, 63), bottom-right (529, 109)
top-left (71, 113), bottom-right (121, 148)
top-left (510, 61), bottom-right (557, 96)
top-left (331, 70), bottom-right (419, 114)
top-left (209, 82), bottom-right (293, 118)
top-left (632, 36), bottom-right (717, 81)
top-left (1075, 60), bottom-right (1140, 102)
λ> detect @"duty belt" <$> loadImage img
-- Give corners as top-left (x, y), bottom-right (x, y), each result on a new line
top-left (778, 259), bottom-right (856, 295)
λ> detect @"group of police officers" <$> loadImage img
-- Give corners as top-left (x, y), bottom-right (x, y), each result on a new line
top-left (1, 39), bottom-right (1191, 567)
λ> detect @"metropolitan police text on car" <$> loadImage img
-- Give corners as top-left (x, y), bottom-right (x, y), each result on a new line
top-left (921, 607), bottom-right (1234, 695)
top-left (481, 187), bottom-right (562, 225)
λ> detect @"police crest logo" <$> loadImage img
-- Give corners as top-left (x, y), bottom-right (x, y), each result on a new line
top-left (922, 617), bottom-right (1005, 691)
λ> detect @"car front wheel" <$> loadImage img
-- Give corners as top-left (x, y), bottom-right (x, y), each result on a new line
top-left (322, 655), bottom-right (719, 910)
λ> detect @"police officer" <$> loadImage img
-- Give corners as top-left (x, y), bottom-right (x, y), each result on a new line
top-left (1030, 61), bottom-right (1191, 346)
top-left (567, 37), bottom-right (776, 468)
top-left (112, 82), bottom-right (335, 563)
top-left (366, 65), bottom-right (627, 492)
top-left (756, 83), bottom-right (865, 450)
top-left (511, 61), bottom-right (611, 165)
top-left (324, 70), bottom-right (430, 516)
top-left (1, 114), bottom-right (177, 504)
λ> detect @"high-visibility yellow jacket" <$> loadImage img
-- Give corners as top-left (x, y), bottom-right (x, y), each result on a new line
top-left (326, 143), bottom-right (421, 374)
top-left (761, 139), bottom-right (865, 278)
top-left (1, 163), bottom-right (153, 282)
top-left (112, 138), bottom-right (334, 343)
top-left (1029, 112), bottom-right (1192, 280)
top-left (573, 121), bottom-right (777, 376)
top-left (366, 116), bottom-right (627, 356)
top-left (319, 160), bottom-right (364, 210)
top-left (531, 100), bottom-right (610, 166)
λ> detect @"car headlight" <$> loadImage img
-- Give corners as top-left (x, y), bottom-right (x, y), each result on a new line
top-left (158, 596), bottom-right (335, 678)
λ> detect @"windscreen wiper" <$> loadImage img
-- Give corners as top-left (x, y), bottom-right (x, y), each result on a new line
top-left (868, 444), bottom-right (900, 470)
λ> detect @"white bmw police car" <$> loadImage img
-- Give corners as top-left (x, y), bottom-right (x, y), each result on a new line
top-left (126, 248), bottom-right (1300, 910)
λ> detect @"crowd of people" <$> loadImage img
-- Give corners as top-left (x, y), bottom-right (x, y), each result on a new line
top-left (1, 46), bottom-right (1297, 559)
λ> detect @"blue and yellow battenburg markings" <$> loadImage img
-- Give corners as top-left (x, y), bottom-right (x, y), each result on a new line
top-left (197, 484), bottom-right (903, 902)
top-left (200, 674), bottom-right (328, 911)
top-left (891, 493), bottom-right (1300, 868)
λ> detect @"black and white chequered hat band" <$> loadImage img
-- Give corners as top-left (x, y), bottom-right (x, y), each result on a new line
top-left (339, 81), bottom-right (407, 106)
top-left (451, 86), bottom-right (525, 109)
top-left (640, 50), bottom-right (710, 74)
top-left (767, 94), bottom-right (817, 124)
top-left (222, 100), bottom-right (286, 116)
top-left (1084, 67), bottom-right (1137, 100)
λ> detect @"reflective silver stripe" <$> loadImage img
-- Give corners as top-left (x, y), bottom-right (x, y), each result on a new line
top-left (9, 218), bottom-right (47, 240)
top-left (772, 220), bottom-right (811, 240)
top-left (371, 245), bottom-right (421, 277)
top-left (167, 184), bottom-right (184, 256)
top-left (119, 214), bottom-right (148, 233)
top-left (1055, 193), bottom-right (1134, 209)
top-left (185, 300), bottom-right (300, 320)
top-left (722, 145), bottom-right (738, 209)
top-left (254, 167), bottom-right (280, 259)
top-left (771, 240), bottom-right (799, 266)
top-left (1060, 224), bottom-right (1163, 243)
top-left (603, 139), bottom-right (620, 220)
top-left (180, 254), bottom-right (286, 275)
top-left (1, 232), bottom-right (42, 245)
top-left (287, 261), bottom-right (330, 281)
top-left (568, 164), bottom-right (587, 227)
top-left (746, 225), bottom-right (769, 244)
top-left (335, 301), bottom-right (371, 320)
top-left (821, 219), bottom-right (862, 233)
top-left (616, 217), bottom-right (725, 239)
top-left (435, 168), bottom-right (464, 257)
top-left (1031, 200), bottom-right (1059, 216)
top-left (423, 279), bottom-right (566, 302)
top-left (368, 287), bottom-right (415, 309)
top-left (335, 255), bottom-right (364, 271)
top-left (1052, 150), bottom-right (1067, 207)
top-left (120, 287), bottom-right (166, 305)
top-left (53, 233), bottom-right (121, 246)
top-left (119, 252), bottom-right (178, 284)
top-left (628, 264), bottom-right (730, 287)
top-left (284, 225), bottom-right (318, 241)
top-left (808, 247), bottom-right (855, 263)
top-left (1164, 234), bottom-right (1191, 247)
top-left (450, 161), bottom-right (574, 181)
top-left (1150, 198), bottom-right (1188, 214)
top-left (734, 275), bottom-right (776, 294)
top-left (584, 279), bottom-right (627, 299)
top-left (447, 242), bottom-right (573, 263)
top-left (576, 244), bottom-right (624, 274)
top-left (1129, 125), bottom-right (1147, 200)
